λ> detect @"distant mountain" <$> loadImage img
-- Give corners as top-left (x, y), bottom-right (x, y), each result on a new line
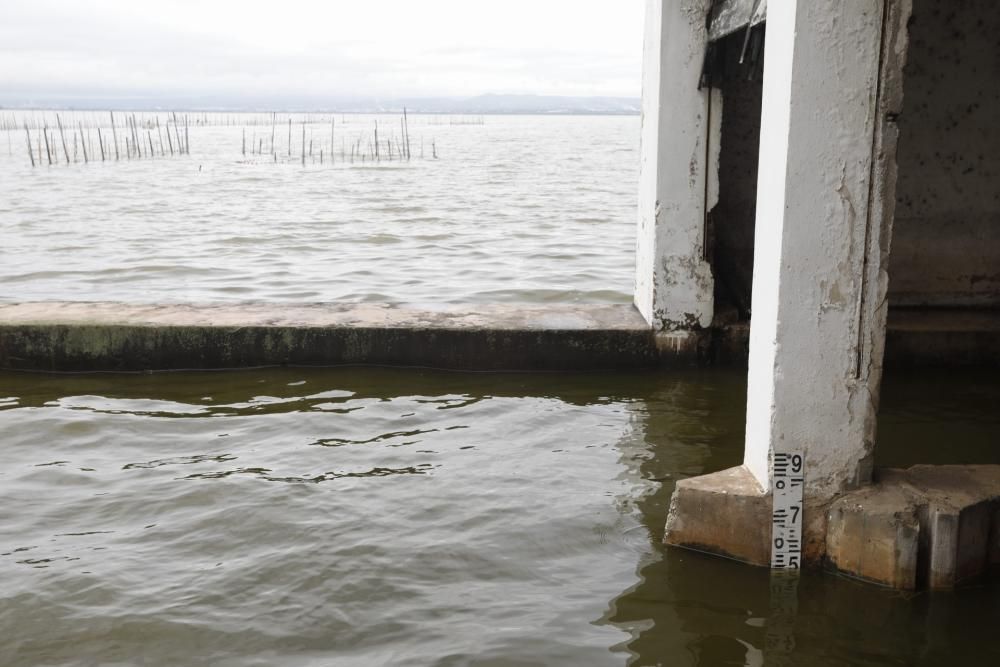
top-left (389, 94), bottom-right (640, 115)
top-left (0, 93), bottom-right (640, 115)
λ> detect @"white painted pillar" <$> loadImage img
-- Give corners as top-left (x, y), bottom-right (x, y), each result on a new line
top-left (744, 0), bottom-right (905, 499)
top-left (635, 0), bottom-right (718, 332)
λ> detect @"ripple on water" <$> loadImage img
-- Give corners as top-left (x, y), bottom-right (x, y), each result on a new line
top-left (0, 116), bottom-right (638, 304)
top-left (0, 367), bottom-right (666, 666)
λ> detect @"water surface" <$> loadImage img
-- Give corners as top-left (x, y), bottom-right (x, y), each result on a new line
top-left (0, 113), bottom-right (637, 305)
top-left (1, 367), bottom-right (997, 666)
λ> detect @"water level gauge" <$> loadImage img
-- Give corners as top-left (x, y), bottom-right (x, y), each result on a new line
top-left (771, 452), bottom-right (804, 569)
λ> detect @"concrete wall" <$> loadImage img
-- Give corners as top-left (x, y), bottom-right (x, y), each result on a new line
top-left (635, 0), bottom-right (717, 332)
top-left (891, 0), bottom-right (1000, 307)
top-left (708, 0), bottom-right (1000, 314)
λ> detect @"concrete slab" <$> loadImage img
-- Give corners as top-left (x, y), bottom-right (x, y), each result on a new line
top-left (0, 301), bottom-right (683, 372)
top-left (826, 474), bottom-right (922, 589)
top-left (709, 308), bottom-right (1000, 367)
top-left (826, 465), bottom-right (1000, 590)
top-left (898, 465), bottom-right (1000, 589)
top-left (667, 464), bottom-right (1000, 590)
top-left (883, 309), bottom-right (1000, 367)
top-left (663, 465), bottom-right (772, 566)
top-left (2, 302), bottom-right (992, 372)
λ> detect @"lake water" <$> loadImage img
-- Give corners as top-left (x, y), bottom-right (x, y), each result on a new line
top-left (1, 367), bottom-right (998, 666)
top-left (0, 112), bottom-right (637, 305)
top-left (2, 113), bottom-right (998, 665)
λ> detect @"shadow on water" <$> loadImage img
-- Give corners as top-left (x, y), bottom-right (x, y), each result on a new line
top-left (604, 366), bottom-right (1000, 666)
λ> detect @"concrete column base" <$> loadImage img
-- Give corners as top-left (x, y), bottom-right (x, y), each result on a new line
top-left (663, 466), bottom-right (771, 565)
top-left (664, 464), bottom-right (1000, 590)
top-left (828, 465), bottom-right (1000, 589)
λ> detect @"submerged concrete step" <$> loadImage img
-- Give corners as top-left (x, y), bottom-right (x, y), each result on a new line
top-left (0, 301), bottom-right (701, 372)
top-left (826, 465), bottom-right (1000, 589)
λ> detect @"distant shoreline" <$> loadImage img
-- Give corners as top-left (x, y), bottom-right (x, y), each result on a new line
top-left (0, 107), bottom-right (639, 116)
top-left (0, 94), bottom-right (641, 117)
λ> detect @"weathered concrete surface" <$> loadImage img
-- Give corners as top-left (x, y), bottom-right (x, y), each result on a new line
top-left (826, 471), bottom-right (923, 589)
top-left (742, 0), bottom-right (910, 497)
top-left (892, 0), bottom-right (1000, 308)
top-left (663, 465), bottom-right (772, 566)
top-left (883, 309), bottom-right (1000, 367)
top-left (904, 465), bottom-right (1000, 589)
top-left (663, 463), bottom-right (831, 566)
top-left (700, 0), bottom-right (1000, 315)
top-left (709, 309), bottom-right (1000, 368)
top-left (0, 302), bottom-right (690, 372)
top-left (635, 0), bottom-right (716, 332)
top-left (3, 302), bottom-right (992, 373)
top-left (826, 465), bottom-right (1000, 590)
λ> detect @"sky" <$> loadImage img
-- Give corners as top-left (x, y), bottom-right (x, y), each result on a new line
top-left (0, 0), bottom-right (645, 106)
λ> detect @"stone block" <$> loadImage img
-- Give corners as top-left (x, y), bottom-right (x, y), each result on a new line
top-left (663, 465), bottom-right (771, 566)
top-left (828, 465), bottom-right (1000, 590)
top-left (902, 465), bottom-right (1000, 588)
top-left (825, 479), bottom-right (921, 589)
top-left (989, 503), bottom-right (1000, 567)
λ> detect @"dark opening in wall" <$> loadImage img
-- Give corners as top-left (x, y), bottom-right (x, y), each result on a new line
top-left (704, 25), bottom-right (765, 323)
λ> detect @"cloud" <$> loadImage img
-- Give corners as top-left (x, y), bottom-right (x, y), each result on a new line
top-left (0, 0), bottom-right (644, 103)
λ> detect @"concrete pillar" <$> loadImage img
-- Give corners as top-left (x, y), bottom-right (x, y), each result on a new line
top-left (635, 0), bottom-right (718, 332)
top-left (742, 0), bottom-right (904, 502)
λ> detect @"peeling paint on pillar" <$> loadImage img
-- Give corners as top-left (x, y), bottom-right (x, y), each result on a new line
top-left (740, 0), bottom-right (912, 504)
top-left (635, 0), bottom-right (717, 332)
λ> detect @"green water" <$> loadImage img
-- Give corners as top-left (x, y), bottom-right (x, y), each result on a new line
top-left (0, 367), bottom-right (997, 666)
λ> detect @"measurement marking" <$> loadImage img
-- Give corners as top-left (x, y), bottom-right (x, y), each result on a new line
top-left (771, 452), bottom-right (803, 569)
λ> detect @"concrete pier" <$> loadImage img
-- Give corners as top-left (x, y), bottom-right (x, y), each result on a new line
top-left (659, 0), bottom-right (999, 589)
top-left (634, 0), bottom-right (717, 334)
top-left (0, 0), bottom-right (994, 594)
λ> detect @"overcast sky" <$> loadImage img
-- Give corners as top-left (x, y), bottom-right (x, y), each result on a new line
top-left (1, 0), bottom-right (644, 104)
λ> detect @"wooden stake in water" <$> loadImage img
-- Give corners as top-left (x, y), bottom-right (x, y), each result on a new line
top-left (110, 112), bottom-right (120, 161)
top-left (301, 123), bottom-right (306, 166)
top-left (172, 112), bottom-right (182, 155)
top-left (24, 123), bottom-right (35, 167)
top-left (42, 126), bottom-right (53, 165)
top-left (56, 114), bottom-right (70, 164)
top-left (130, 114), bottom-right (140, 158)
top-left (157, 118), bottom-right (165, 156)
top-left (97, 128), bottom-right (106, 161)
top-left (242, 128), bottom-right (246, 157)
top-left (403, 107), bottom-right (411, 160)
top-left (79, 123), bottom-right (89, 163)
